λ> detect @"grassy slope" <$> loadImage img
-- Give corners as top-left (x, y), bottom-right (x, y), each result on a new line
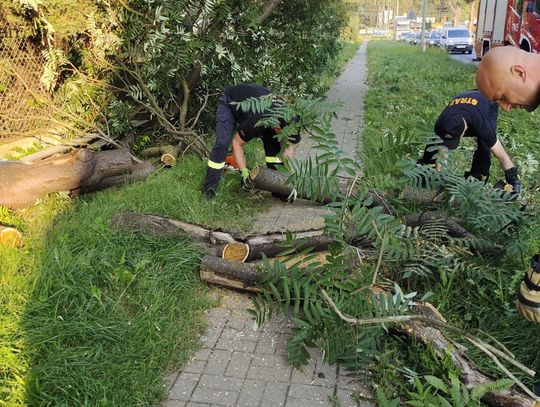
top-left (363, 41), bottom-right (540, 382)
top-left (0, 42), bottom-right (360, 406)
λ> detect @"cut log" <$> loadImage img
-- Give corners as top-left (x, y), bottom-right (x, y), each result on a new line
top-left (139, 144), bottom-right (182, 167)
top-left (0, 149), bottom-right (154, 208)
top-left (200, 254), bottom-right (263, 293)
top-left (215, 235), bottom-right (335, 262)
top-left (112, 212), bottom-right (375, 257)
top-left (249, 167), bottom-right (397, 216)
top-left (0, 225), bottom-right (22, 247)
top-left (247, 234), bottom-right (334, 261)
top-left (218, 242), bottom-right (250, 261)
top-left (111, 211), bottom-right (503, 262)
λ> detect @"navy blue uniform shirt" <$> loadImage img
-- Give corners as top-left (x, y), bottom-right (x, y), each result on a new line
top-left (223, 84), bottom-right (276, 141)
top-left (434, 90), bottom-right (499, 148)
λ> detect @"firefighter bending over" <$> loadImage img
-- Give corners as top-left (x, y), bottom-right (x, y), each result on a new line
top-left (418, 89), bottom-right (521, 193)
top-left (203, 83), bottom-right (300, 199)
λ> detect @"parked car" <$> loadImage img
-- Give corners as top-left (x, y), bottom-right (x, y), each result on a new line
top-left (397, 32), bottom-right (409, 41)
top-left (401, 32), bottom-right (414, 43)
top-left (408, 32), bottom-right (421, 45)
top-left (439, 27), bottom-right (473, 53)
top-left (428, 31), bottom-right (441, 47)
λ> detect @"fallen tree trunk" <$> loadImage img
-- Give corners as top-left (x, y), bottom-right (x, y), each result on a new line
top-left (216, 235), bottom-right (335, 261)
top-left (403, 211), bottom-right (475, 238)
top-left (401, 185), bottom-right (446, 206)
top-left (250, 167), bottom-right (397, 216)
top-left (111, 210), bottom-right (505, 260)
top-left (112, 211), bottom-right (378, 258)
top-left (0, 149), bottom-right (154, 208)
top-left (110, 211), bottom-right (238, 244)
top-left (80, 161), bottom-right (156, 193)
top-left (403, 211), bottom-right (506, 257)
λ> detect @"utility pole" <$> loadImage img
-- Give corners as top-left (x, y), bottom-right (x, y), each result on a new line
top-left (420, 0), bottom-right (428, 51)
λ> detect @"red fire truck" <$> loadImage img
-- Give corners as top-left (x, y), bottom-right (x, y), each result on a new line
top-left (475, 0), bottom-right (540, 59)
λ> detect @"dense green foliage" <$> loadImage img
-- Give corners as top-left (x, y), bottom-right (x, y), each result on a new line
top-left (367, 41), bottom-right (540, 387)
top-left (2, 0), bottom-right (347, 147)
top-left (250, 41), bottom-right (540, 404)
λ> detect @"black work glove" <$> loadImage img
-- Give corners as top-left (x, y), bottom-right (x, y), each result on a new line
top-left (241, 176), bottom-right (254, 192)
top-left (240, 169), bottom-right (254, 192)
top-left (504, 167), bottom-right (521, 195)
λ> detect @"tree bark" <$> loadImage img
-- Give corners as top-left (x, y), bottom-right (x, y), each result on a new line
top-left (111, 211), bottom-right (378, 256)
top-left (139, 144), bottom-right (182, 167)
top-left (403, 211), bottom-right (474, 238)
top-left (215, 235), bottom-right (336, 262)
top-left (250, 167), bottom-right (397, 215)
top-left (110, 211), bottom-right (238, 244)
top-left (401, 185), bottom-right (445, 206)
top-left (81, 161), bottom-right (156, 193)
top-left (0, 149), bottom-right (154, 208)
top-left (200, 254), bottom-right (263, 293)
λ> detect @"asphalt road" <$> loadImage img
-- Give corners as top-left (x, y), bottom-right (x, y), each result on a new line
top-left (448, 51), bottom-right (480, 66)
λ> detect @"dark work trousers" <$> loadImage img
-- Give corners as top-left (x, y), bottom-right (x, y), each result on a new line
top-left (262, 133), bottom-right (282, 170)
top-left (469, 137), bottom-right (491, 178)
top-left (420, 136), bottom-right (492, 178)
top-left (203, 93), bottom-right (236, 194)
top-left (263, 133), bottom-right (301, 170)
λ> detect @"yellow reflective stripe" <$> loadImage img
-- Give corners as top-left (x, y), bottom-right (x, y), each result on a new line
top-left (207, 160), bottom-right (225, 169)
top-left (265, 156), bottom-right (282, 163)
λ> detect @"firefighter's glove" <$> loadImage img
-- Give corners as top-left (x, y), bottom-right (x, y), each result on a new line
top-left (240, 168), bottom-right (254, 192)
top-left (504, 167), bottom-right (521, 195)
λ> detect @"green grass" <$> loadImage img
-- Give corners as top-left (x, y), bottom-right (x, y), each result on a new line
top-left (363, 41), bottom-right (540, 385)
top-left (0, 156), bottom-right (268, 406)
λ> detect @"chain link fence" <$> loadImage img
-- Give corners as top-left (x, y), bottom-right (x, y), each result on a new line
top-left (0, 22), bottom-right (52, 142)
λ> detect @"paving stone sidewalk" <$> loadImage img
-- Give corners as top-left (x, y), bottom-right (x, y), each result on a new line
top-left (162, 292), bottom-right (374, 407)
top-left (160, 42), bottom-right (373, 407)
